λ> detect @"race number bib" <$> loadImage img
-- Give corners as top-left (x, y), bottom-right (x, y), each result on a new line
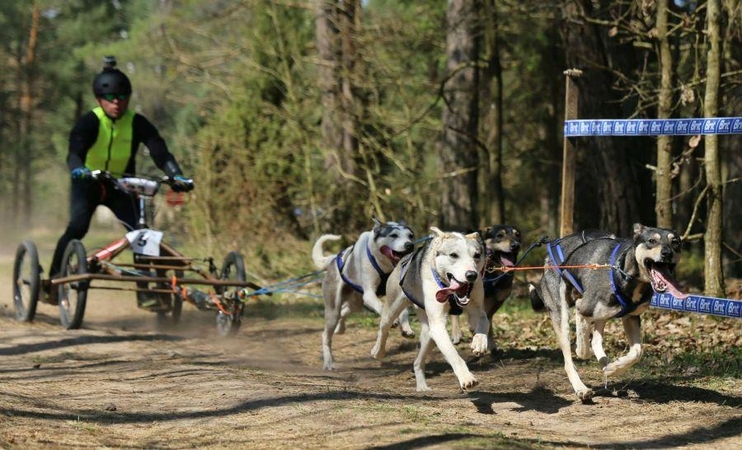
top-left (125, 229), bottom-right (163, 256)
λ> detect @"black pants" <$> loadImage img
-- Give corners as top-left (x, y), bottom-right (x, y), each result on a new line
top-left (49, 179), bottom-right (140, 277)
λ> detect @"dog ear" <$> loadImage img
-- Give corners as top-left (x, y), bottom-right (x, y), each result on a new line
top-left (465, 231), bottom-right (480, 240)
top-left (633, 223), bottom-right (645, 238)
top-left (372, 217), bottom-right (382, 228)
top-left (430, 226), bottom-right (444, 237)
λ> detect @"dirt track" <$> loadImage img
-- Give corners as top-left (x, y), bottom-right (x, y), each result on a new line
top-left (1, 248), bottom-right (741, 449)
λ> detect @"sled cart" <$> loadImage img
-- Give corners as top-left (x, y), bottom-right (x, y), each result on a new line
top-left (12, 171), bottom-right (262, 336)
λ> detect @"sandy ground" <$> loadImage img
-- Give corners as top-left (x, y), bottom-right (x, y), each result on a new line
top-left (1, 246), bottom-right (741, 449)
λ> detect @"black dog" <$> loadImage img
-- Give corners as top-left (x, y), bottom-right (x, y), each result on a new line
top-left (529, 223), bottom-right (685, 401)
top-left (451, 225), bottom-right (521, 350)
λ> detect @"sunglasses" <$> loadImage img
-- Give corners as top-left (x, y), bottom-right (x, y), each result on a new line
top-left (100, 93), bottom-right (129, 101)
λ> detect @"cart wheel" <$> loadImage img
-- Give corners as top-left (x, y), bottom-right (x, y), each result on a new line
top-left (215, 311), bottom-right (241, 337)
top-left (13, 240), bottom-right (40, 322)
top-left (216, 251), bottom-right (246, 336)
top-left (58, 239), bottom-right (88, 330)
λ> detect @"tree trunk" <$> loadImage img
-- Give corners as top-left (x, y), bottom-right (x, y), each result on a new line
top-left (315, 0), bottom-right (361, 229)
top-left (438, 0), bottom-right (480, 231)
top-left (480, 0), bottom-right (504, 225)
top-left (655, 0), bottom-right (674, 229)
top-left (316, 0), bottom-right (342, 165)
top-left (559, 0), bottom-right (645, 236)
top-left (15, 2), bottom-right (40, 230)
top-left (703, 0), bottom-right (724, 296)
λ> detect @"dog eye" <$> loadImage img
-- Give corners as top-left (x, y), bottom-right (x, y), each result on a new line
top-left (449, 253), bottom-right (459, 259)
top-left (473, 252), bottom-right (482, 259)
top-left (648, 238), bottom-right (657, 245)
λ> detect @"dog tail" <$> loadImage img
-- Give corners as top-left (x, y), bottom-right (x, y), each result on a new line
top-left (312, 234), bottom-right (342, 270)
top-left (528, 283), bottom-right (546, 312)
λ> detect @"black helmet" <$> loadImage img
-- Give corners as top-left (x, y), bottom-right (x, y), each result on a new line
top-left (92, 56), bottom-right (132, 96)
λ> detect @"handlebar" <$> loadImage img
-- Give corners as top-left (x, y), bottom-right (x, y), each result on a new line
top-left (91, 170), bottom-right (172, 197)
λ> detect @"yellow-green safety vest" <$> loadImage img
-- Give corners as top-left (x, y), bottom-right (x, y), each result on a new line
top-left (85, 107), bottom-right (135, 176)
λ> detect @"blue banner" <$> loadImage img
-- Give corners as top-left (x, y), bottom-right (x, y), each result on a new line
top-left (651, 293), bottom-right (742, 319)
top-left (564, 118), bottom-right (742, 137)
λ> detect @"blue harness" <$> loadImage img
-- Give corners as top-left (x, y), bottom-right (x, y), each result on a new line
top-left (608, 244), bottom-right (639, 317)
top-left (335, 245), bottom-right (390, 295)
top-left (547, 239), bottom-right (637, 318)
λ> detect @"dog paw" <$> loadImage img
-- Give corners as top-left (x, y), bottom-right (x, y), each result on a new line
top-left (334, 321), bottom-right (346, 335)
top-left (576, 388), bottom-right (594, 402)
top-left (598, 356), bottom-right (609, 369)
top-left (400, 328), bottom-right (415, 339)
top-left (602, 362), bottom-right (628, 378)
top-left (370, 344), bottom-right (386, 360)
top-left (470, 334), bottom-right (488, 356)
top-left (416, 383), bottom-right (432, 392)
top-left (451, 330), bottom-right (463, 345)
top-left (459, 374), bottom-right (479, 391)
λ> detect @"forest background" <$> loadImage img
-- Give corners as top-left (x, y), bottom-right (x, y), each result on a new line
top-left (1, 0), bottom-right (741, 297)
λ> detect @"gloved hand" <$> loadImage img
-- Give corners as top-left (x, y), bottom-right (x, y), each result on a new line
top-left (71, 167), bottom-right (92, 180)
top-left (171, 175), bottom-right (194, 193)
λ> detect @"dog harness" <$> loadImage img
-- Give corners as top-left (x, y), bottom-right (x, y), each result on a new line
top-left (548, 237), bottom-right (640, 318)
top-left (547, 239), bottom-right (585, 294)
top-left (335, 245), bottom-right (390, 296)
top-left (609, 243), bottom-right (642, 318)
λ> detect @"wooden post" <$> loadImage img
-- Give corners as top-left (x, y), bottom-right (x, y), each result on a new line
top-left (560, 69), bottom-right (581, 237)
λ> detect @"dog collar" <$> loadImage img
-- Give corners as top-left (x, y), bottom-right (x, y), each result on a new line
top-left (431, 268), bottom-right (447, 289)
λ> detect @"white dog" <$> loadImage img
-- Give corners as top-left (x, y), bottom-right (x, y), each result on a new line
top-left (371, 227), bottom-right (489, 391)
top-left (312, 219), bottom-right (416, 370)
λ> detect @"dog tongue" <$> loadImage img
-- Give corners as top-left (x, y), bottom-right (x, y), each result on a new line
top-left (380, 246), bottom-right (400, 264)
top-left (500, 253), bottom-right (515, 267)
top-left (650, 265), bottom-right (687, 299)
top-left (436, 278), bottom-right (468, 303)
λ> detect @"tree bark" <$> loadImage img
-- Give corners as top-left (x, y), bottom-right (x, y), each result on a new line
top-left (655, 0), bottom-right (674, 229)
top-left (559, 0), bottom-right (645, 236)
top-left (480, 0), bottom-right (504, 225)
top-left (438, 0), bottom-right (480, 231)
top-left (315, 0), bottom-right (361, 228)
top-left (15, 2), bottom-right (40, 229)
top-left (703, 0), bottom-right (725, 296)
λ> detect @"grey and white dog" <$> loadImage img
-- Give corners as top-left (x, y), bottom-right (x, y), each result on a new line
top-left (312, 219), bottom-right (416, 371)
top-left (371, 227), bottom-right (489, 391)
top-left (529, 223), bottom-right (686, 401)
